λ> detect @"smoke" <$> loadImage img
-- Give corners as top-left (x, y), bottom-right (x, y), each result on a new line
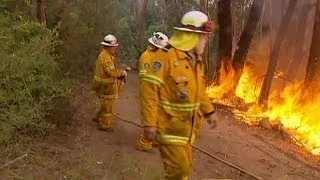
top-left (246, 0), bottom-right (317, 91)
top-left (207, 0), bottom-right (320, 156)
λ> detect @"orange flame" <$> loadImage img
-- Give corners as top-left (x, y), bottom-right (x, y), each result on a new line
top-left (207, 61), bottom-right (320, 155)
top-left (235, 66), bottom-right (263, 104)
top-left (264, 85), bottom-right (320, 155)
top-left (206, 62), bottom-right (236, 106)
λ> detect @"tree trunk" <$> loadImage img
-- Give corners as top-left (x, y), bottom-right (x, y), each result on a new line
top-left (259, 1), bottom-right (265, 43)
top-left (231, 0), bottom-right (264, 90)
top-left (214, 0), bottom-right (232, 84)
top-left (304, 0), bottom-right (320, 99)
top-left (286, 4), bottom-right (311, 82)
top-left (159, 0), bottom-right (166, 24)
top-left (165, 0), bottom-right (183, 31)
top-left (258, 0), bottom-right (298, 106)
top-left (231, 0), bottom-right (238, 56)
top-left (200, 0), bottom-right (208, 11)
top-left (136, 0), bottom-right (149, 50)
top-left (200, 0), bottom-right (211, 83)
top-left (281, 0), bottom-right (287, 18)
top-left (36, 0), bottom-right (47, 26)
top-left (57, 0), bottom-right (70, 28)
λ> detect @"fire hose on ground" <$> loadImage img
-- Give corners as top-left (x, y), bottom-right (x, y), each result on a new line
top-left (113, 113), bottom-right (264, 180)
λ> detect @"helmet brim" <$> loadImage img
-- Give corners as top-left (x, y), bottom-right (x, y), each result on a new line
top-left (100, 42), bottom-right (119, 47)
top-left (148, 38), bottom-right (168, 51)
top-left (173, 27), bottom-right (210, 34)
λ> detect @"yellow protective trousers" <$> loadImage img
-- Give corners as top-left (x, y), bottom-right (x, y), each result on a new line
top-left (95, 98), bottom-right (116, 129)
top-left (136, 133), bottom-right (159, 151)
top-left (159, 143), bottom-right (193, 180)
top-left (136, 133), bottom-right (153, 151)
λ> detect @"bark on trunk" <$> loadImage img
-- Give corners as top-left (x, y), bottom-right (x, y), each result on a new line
top-left (57, 0), bottom-right (70, 28)
top-left (281, 0), bottom-right (287, 18)
top-left (231, 0), bottom-right (264, 91)
top-left (258, 0), bottom-right (298, 106)
top-left (200, 0), bottom-right (211, 83)
top-left (231, 0), bottom-right (238, 56)
top-left (286, 4), bottom-right (311, 82)
top-left (304, 0), bottom-right (320, 99)
top-left (214, 0), bottom-right (232, 84)
top-left (136, 0), bottom-right (149, 50)
top-left (159, 0), bottom-right (166, 24)
top-left (36, 0), bottom-right (47, 26)
top-left (164, 0), bottom-right (183, 30)
top-left (200, 0), bottom-right (208, 11)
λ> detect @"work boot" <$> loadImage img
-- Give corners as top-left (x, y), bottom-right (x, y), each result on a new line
top-left (136, 134), bottom-right (155, 153)
top-left (98, 116), bottom-right (113, 132)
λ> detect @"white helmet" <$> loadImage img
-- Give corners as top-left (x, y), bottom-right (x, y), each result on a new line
top-left (148, 32), bottom-right (169, 50)
top-left (101, 34), bottom-right (118, 46)
top-left (174, 11), bottom-right (214, 34)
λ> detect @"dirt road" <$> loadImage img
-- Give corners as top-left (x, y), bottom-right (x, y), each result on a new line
top-left (2, 72), bottom-right (319, 180)
top-left (71, 72), bottom-right (320, 180)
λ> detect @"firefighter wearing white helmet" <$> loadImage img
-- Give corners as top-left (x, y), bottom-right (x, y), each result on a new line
top-left (136, 32), bottom-right (169, 152)
top-left (100, 34), bottom-right (119, 46)
top-left (92, 34), bottom-right (127, 132)
top-left (140, 11), bottom-right (217, 179)
top-left (139, 32), bottom-right (169, 77)
top-left (148, 32), bottom-right (169, 50)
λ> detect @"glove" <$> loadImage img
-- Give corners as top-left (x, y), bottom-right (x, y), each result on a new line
top-left (121, 70), bottom-right (127, 77)
top-left (118, 70), bottom-right (127, 80)
top-left (206, 113), bottom-right (217, 129)
top-left (144, 126), bottom-right (157, 141)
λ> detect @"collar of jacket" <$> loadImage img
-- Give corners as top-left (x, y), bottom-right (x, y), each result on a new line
top-left (175, 49), bottom-right (203, 63)
top-left (175, 49), bottom-right (191, 60)
top-left (103, 49), bottom-right (115, 58)
top-left (147, 45), bottom-right (158, 52)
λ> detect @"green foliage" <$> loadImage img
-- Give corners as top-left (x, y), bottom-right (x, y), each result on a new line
top-left (0, 0), bottom-right (8, 11)
top-left (0, 13), bottom-right (71, 144)
top-left (56, 0), bottom-right (216, 75)
top-left (57, 0), bottom-right (139, 76)
top-left (0, 0), bottom-right (220, 145)
top-left (12, 21), bottom-right (51, 42)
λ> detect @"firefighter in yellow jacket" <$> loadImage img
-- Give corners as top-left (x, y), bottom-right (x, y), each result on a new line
top-left (92, 34), bottom-right (127, 132)
top-left (136, 32), bottom-right (169, 152)
top-left (140, 11), bottom-right (217, 179)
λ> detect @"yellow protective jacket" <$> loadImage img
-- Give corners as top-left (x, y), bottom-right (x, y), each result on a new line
top-left (139, 46), bottom-right (167, 77)
top-left (92, 49), bottom-right (124, 99)
top-left (140, 48), bottom-right (215, 145)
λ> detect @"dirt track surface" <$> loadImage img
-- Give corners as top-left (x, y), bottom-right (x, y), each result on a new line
top-left (71, 71), bottom-right (320, 180)
top-left (3, 71), bottom-right (319, 180)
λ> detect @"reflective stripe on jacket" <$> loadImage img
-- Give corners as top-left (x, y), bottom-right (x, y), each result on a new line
top-left (92, 49), bottom-right (124, 99)
top-left (140, 48), bottom-right (215, 145)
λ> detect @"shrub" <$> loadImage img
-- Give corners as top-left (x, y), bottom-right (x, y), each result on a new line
top-left (0, 14), bottom-right (72, 144)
